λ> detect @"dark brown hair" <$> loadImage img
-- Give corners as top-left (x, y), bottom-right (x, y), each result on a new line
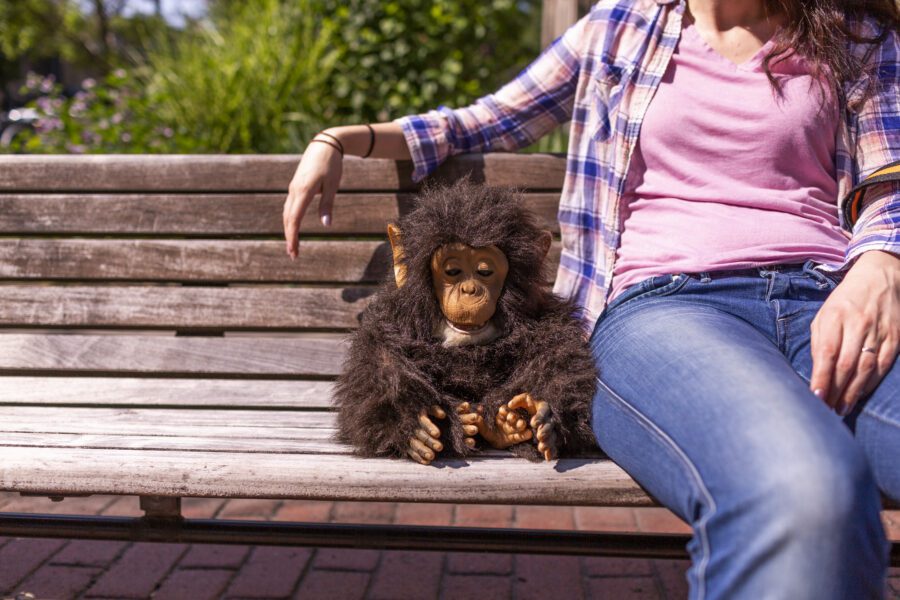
top-left (760, 0), bottom-right (899, 112)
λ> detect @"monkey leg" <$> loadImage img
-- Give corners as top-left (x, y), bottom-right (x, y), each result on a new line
top-left (475, 401), bottom-right (534, 450)
top-left (508, 393), bottom-right (558, 461)
top-left (407, 405), bottom-right (446, 465)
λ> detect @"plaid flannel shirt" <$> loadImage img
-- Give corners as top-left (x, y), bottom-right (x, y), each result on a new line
top-left (393, 0), bottom-right (900, 331)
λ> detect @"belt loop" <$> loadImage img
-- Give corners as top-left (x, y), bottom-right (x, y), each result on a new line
top-left (699, 272), bottom-right (711, 283)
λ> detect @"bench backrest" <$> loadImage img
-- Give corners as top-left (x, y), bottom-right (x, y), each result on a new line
top-left (0, 154), bottom-right (564, 383)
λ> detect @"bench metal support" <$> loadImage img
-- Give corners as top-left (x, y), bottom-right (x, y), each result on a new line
top-left (0, 513), bottom-right (897, 566)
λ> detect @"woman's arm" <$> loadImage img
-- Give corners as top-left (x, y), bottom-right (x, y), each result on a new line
top-left (808, 19), bottom-right (900, 414)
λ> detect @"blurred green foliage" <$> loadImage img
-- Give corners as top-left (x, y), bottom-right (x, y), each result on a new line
top-left (310, 0), bottom-right (540, 123)
top-left (8, 0), bottom-right (570, 154)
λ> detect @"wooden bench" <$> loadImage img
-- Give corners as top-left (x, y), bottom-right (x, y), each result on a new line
top-left (0, 154), bottom-right (895, 564)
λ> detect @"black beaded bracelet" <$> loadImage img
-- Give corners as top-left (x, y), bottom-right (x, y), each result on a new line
top-left (315, 131), bottom-right (345, 156)
top-left (309, 138), bottom-right (343, 156)
top-left (362, 123), bottom-right (375, 158)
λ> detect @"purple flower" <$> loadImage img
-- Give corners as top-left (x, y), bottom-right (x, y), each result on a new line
top-left (121, 132), bottom-right (132, 143)
top-left (40, 75), bottom-right (56, 94)
top-left (82, 78), bottom-right (97, 90)
top-left (25, 72), bottom-right (42, 91)
top-left (111, 113), bottom-right (124, 125)
top-left (36, 97), bottom-right (54, 114)
top-left (66, 143), bottom-right (87, 154)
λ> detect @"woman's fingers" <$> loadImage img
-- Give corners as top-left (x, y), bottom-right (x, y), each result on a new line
top-left (318, 171), bottom-right (338, 227)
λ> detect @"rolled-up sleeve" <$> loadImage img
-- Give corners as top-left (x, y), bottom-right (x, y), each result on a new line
top-left (393, 12), bottom-right (589, 183)
top-left (845, 23), bottom-right (900, 264)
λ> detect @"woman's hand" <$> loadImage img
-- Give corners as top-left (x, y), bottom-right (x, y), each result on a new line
top-left (809, 250), bottom-right (900, 415)
top-left (283, 138), bottom-right (343, 259)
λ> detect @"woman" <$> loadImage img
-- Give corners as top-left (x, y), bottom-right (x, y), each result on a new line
top-left (283, 0), bottom-right (899, 597)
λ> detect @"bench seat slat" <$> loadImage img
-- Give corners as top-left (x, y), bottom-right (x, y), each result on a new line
top-left (0, 377), bottom-right (334, 408)
top-left (0, 406), bottom-right (336, 431)
top-left (0, 334), bottom-right (346, 376)
top-left (0, 154), bottom-right (566, 192)
top-left (0, 446), bottom-right (653, 506)
top-left (0, 239), bottom-right (562, 283)
top-left (0, 193), bottom-right (561, 235)
top-left (0, 432), bottom-right (349, 454)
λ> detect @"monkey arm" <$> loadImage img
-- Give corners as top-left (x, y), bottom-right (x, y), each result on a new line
top-left (506, 313), bottom-right (598, 455)
top-left (334, 329), bottom-right (451, 459)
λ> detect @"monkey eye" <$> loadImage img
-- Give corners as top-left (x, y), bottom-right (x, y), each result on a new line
top-left (444, 268), bottom-right (462, 277)
top-left (476, 269), bottom-right (493, 277)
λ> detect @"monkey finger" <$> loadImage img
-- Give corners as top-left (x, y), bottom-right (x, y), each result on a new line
top-left (511, 430), bottom-right (533, 444)
top-left (409, 438), bottom-right (435, 462)
top-left (543, 447), bottom-right (556, 462)
top-left (505, 411), bottom-right (519, 426)
top-left (536, 423), bottom-right (554, 441)
top-left (459, 412), bottom-right (480, 425)
top-left (463, 424), bottom-right (479, 436)
top-left (498, 405), bottom-right (509, 418)
top-left (429, 405), bottom-right (447, 420)
top-left (418, 412), bottom-right (441, 438)
top-left (465, 437), bottom-right (476, 448)
top-left (456, 402), bottom-right (471, 414)
top-left (407, 449), bottom-right (430, 465)
top-left (509, 393), bottom-right (537, 414)
top-left (415, 428), bottom-right (443, 452)
top-left (515, 419), bottom-right (527, 432)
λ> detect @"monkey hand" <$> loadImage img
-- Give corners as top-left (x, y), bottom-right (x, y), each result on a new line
top-left (407, 405), bottom-right (446, 465)
top-left (475, 402), bottom-right (533, 450)
top-left (508, 393), bottom-right (558, 461)
top-left (455, 402), bottom-right (480, 450)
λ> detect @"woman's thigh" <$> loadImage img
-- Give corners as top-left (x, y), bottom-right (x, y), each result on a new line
top-left (589, 270), bottom-right (888, 599)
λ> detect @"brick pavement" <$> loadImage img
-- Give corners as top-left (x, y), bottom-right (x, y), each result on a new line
top-left (0, 493), bottom-right (897, 599)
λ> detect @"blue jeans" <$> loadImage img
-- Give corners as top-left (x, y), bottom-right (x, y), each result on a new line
top-left (589, 259), bottom-right (898, 600)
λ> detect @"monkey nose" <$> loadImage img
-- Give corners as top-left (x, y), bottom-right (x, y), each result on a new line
top-left (461, 281), bottom-right (477, 294)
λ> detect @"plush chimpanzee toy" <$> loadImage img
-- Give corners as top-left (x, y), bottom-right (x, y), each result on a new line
top-left (333, 176), bottom-right (597, 464)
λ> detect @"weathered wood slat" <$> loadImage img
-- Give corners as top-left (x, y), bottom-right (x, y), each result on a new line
top-left (0, 154), bottom-right (566, 192)
top-left (0, 447), bottom-right (655, 506)
top-left (0, 377), bottom-right (334, 408)
top-left (0, 432), bottom-right (350, 454)
top-left (0, 239), bottom-right (562, 283)
top-left (0, 406), bottom-right (336, 430)
top-left (0, 286), bottom-right (370, 329)
top-left (0, 193), bottom-right (561, 235)
top-left (0, 432), bottom-right (549, 459)
top-left (0, 334), bottom-right (347, 376)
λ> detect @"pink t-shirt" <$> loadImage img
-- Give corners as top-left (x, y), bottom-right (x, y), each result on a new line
top-left (608, 20), bottom-right (850, 303)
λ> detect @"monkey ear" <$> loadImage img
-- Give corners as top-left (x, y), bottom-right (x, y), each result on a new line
top-left (386, 223), bottom-right (408, 288)
top-left (538, 229), bottom-right (553, 262)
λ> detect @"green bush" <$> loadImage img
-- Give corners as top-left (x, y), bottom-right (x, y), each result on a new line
top-left (312, 0), bottom-right (542, 124)
top-left (11, 0), bottom-right (572, 154)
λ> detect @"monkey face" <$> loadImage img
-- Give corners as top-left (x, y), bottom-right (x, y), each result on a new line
top-left (430, 242), bottom-right (509, 330)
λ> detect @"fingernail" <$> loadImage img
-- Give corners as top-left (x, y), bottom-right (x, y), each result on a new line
top-left (813, 388), bottom-right (824, 399)
top-left (321, 214), bottom-right (331, 227)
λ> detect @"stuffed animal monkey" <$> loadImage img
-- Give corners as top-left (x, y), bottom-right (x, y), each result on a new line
top-left (333, 176), bottom-right (598, 463)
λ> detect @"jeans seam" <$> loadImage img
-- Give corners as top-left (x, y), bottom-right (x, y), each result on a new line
top-left (595, 376), bottom-right (717, 600)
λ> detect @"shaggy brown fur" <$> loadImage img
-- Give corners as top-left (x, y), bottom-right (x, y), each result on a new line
top-left (333, 176), bottom-right (598, 461)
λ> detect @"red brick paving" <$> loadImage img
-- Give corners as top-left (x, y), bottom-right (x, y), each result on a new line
top-left (0, 493), bottom-right (896, 599)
